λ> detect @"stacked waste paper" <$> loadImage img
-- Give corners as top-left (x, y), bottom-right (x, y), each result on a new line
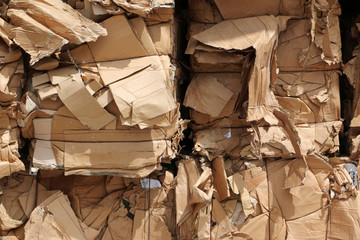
top-left (0, 171), bottom-right (177, 239)
top-left (1, 0), bottom-right (360, 239)
top-left (10, 0), bottom-right (183, 177)
top-left (179, 0), bottom-right (360, 239)
top-left (184, 0), bottom-right (342, 160)
top-left (344, 15), bottom-right (360, 159)
top-left (0, 16), bottom-right (25, 179)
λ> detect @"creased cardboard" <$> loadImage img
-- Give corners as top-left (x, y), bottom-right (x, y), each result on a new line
top-left (227, 173), bottom-right (254, 217)
top-left (275, 71), bottom-right (341, 123)
top-left (103, 56), bottom-right (177, 127)
top-left (7, 9), bottom-right (67, 66)
top-left (286, 208), bottom-right (328, 239)
top-left (57, 79), bottom-right (115, 130)
top-left (212, 157), bottom-right (230, 201)
top-left (329, 195), bottom-right (360, 240)
top-left (10, 0), bottom-right (107, 44)
top-left (87, 15), bottom-right (147, 62)
top-left (184, 74), bottom-right (233, 118)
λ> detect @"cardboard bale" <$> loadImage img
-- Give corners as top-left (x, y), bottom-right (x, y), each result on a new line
top-left (175, 155), bottom-right (359, 240)
top-left (0, 34), bottom-right (25, 179)
top-left (17, 6), bottom-right (182, 177)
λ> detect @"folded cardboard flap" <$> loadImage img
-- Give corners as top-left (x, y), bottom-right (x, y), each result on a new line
top-left (7, 0), bottom-right (107, 65)
top-left (9, 0), bottom-right (107, 44)
top-left (87, 14), bottom-right (147, 62)
top-left (7, 9), bottom-right (68, 66)
top-left (184, 74), bottom-right (233, 117)
top-left (104, 56), bottom-right (177, 127)
top-left (57, 79), bottom-right (115, 130)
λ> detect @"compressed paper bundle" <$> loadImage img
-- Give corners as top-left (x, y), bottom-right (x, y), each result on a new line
top-left (184, 0), bottom-right (343, 161)
top-left (12, 0), bottom-right (183, 177)
top-left (0, 168), bottom-right (176, 239)
top-left (0, 17), bottom-right (25, 179)
top-left (175, 155), bottom-right (359, 239)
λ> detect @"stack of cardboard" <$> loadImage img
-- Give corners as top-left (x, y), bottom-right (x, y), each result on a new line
top-left (175, 155), bottom-right (359, 239)
top-left (176, 0), bottom-right (360, 239)
top-left (8, 0), bottom-right (183, 177)
top-left (184, 0), bottom-right (342, 160)
top-left (1, 0), bottom-right (360, 239)
top-left (344, 16), bottom-right (360, 159)
top-left (0, 169), bottom-right (176, 239)
top-left (0, 17), bottom-right (25, 179)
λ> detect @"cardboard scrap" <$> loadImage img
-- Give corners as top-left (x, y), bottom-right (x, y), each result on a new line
top-left (227, 173), bottom-right (254, 217)
top-left (275, 71), bottom-right (341, 124)
top-left (57, 79), bottom-right (115, 130)
top-left (184, 74), bottom-right (233, 118)
top-left (0, 58), bottom-right (24, 179)
top-left (8, 0), bottom-right (107, 65)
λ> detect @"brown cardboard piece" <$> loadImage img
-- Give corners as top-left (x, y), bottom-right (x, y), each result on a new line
top-left (57, 78), bottom-right (115, 130)
top-left (105, 57), bottom-right (177, 127)
top-left (277, 19), bottom-right (341, 72)
top-left (87, 14), bottom-right (147, 62)
top-left (329, 195), bottom-right (360, 239)
top-left (184, 74), bottom-right (233, 117)
top-left (212, 157), bottom-right (230, 201)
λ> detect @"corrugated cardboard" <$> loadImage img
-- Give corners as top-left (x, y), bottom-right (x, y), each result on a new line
top-left (24, 191), bottom-right (99, 240)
